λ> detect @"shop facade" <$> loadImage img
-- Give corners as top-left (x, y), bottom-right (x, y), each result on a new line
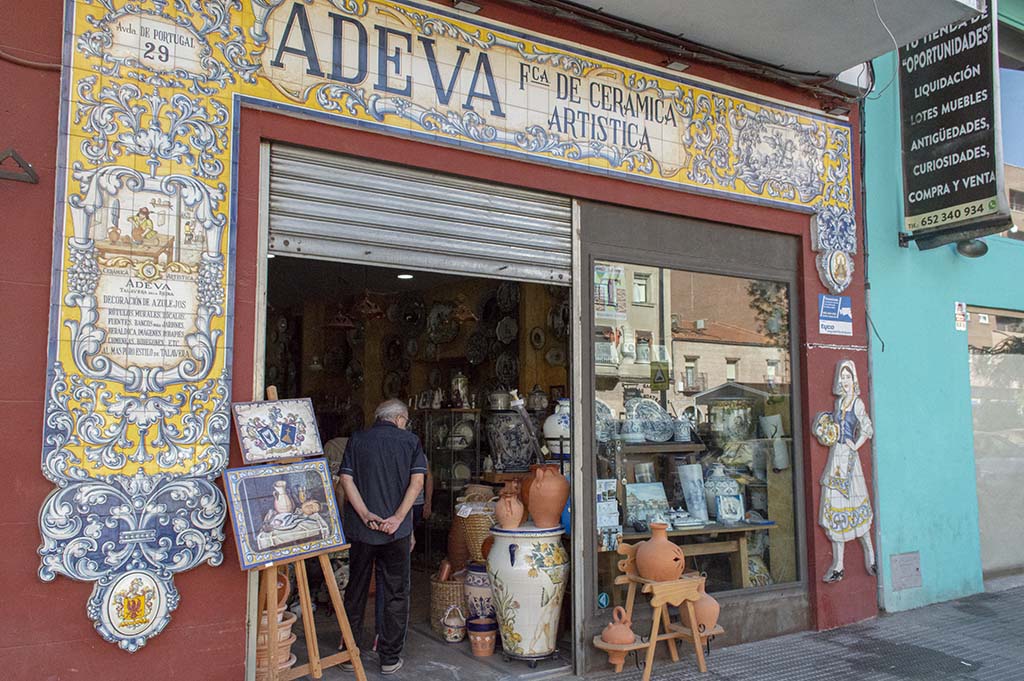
top-left (863, 0), bottom-right (1024, 612)
top-left (1, 1), bottom-right (957, 679)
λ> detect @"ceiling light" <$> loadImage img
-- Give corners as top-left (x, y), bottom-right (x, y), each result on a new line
top-left (397, 273), bottom-right (414, 280)
top-left (955, 239), bottom-right (988, 258)
top-left (267, 253), bottom-right (276, 259)
top-left (453, 0), bottom-right (481, 12)
top-left (664, 60), bottom-right (689, 72)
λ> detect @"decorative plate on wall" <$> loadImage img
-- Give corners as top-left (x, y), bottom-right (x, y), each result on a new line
top-left (496, 352), bottom-right (519, 386)
top-left (466, 331), bottom-right (488, 365)
top-left (529, 326), bottom-right (545, 350)
top-left (427, 302), bottom-right (459, 344)
top-left (496, 316), bottom-right (518, 344)
top-left (545, 347), bottom-right (565, 367)
top-left (398, 297), bottom-right (426, 337)
top-left (497, 281), bottom-right (519, 312)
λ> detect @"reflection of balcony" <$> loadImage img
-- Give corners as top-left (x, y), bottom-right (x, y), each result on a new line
top-left (680, 373), bottom-right (707, 394)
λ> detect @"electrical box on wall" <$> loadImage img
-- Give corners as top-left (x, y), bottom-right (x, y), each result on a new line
top-left (890, 552), bottom-right (923, 591)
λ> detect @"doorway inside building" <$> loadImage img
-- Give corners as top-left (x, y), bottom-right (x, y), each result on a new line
top-left (263, 255), bottom-right (574, 680)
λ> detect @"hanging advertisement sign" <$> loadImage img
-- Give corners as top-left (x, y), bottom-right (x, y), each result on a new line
top-left (898, 1), bottom-right (1012, 249)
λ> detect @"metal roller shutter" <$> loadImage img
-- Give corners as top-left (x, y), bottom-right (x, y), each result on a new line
top-left (268, 144), bottom-right (573, 283)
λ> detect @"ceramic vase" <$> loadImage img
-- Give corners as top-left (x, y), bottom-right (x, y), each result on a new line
top-left (487, 524), bottom-right (569, 659)
top-left (689, 579), bottom-right (720, 635)
top-left (496, 483), bottom-right (525, 529)
top-left (543, 399), bottom-right (572, 458)
top-left (484, 411), bottom-right (532, 472)
top-left (635, 522), bottom-right (685, 582)
top-left (704, 463), bottom-right (739, 518)
top-left (464, 562), bottom-right (495, 619)
top-left (673, 416), bottom-right (692, 443)
top-left (272, 481), bottom-right (294, 514)
top-left (621, 404), bottom-right (645, 444)
top-left (467, 617), bottom-right (498, 656)
top-left (527, 465), bottom-right (570, 529)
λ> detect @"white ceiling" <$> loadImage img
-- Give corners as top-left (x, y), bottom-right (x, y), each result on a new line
top-left (559, 0), bottom-right (982, 77)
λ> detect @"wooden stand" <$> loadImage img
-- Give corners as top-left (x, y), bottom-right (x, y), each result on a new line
top-left (592, 543), bottom-right (724, 680)
top-left (255, 550), bottom-right (366, 681)
top-left (254, 386), bottom-right (366, 681)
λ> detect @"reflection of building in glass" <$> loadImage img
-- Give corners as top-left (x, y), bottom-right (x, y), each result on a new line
top-left (1004, 164), bottom-right (1024, 240)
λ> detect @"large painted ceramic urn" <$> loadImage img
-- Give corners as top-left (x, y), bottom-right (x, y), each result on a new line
top-left (486, 524), bottom-right (569, 660)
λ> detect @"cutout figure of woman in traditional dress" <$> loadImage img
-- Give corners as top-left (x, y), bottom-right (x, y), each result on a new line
top-left (816, 359), bottom-right (875, 583)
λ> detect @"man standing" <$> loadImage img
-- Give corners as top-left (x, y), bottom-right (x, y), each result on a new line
top-left (338, 399), bottom-right (426, 675)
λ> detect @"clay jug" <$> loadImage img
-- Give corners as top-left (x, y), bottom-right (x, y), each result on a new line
top-left (527, 465), bottom-right (570, 529)
top-left (635, 522), bottom-right (685, 582)
top-left (495, 484), bottom-right (525, 529)
top-left (601, 606), bottom-right (635, 645)
top-left (520, 464), bottom-right (554, 517)
top-left (689, 578), bottom-right (720, 634)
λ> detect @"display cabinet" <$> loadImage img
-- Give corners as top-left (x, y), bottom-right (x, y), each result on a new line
top-left (412, 408), bottom-right (482, 566)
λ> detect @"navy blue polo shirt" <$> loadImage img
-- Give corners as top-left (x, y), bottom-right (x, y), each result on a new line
top-left (339, 419), bottom-right (428, 545)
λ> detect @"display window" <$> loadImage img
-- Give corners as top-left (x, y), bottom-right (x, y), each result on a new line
top-left (591, 261), bottom-right (801, 607)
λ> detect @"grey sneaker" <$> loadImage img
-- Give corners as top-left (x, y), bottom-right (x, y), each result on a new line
top-left (340, 661), bottom-right (354, 672)
top-left (381, 658), bottom-right (404, 675)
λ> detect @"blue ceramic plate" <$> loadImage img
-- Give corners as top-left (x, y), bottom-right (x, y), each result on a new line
top-left (627, 398), bottom-right (674, 442)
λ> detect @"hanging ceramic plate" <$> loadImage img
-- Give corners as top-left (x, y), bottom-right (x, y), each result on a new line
top-left (424, 341), bottom-right (438, 362)
top-left (466, 331), bottom-right (489, 366)
top-left (398, 297), bottom-right (426, 337)
top-left (627, 398), bottom-right (675, 443)
top-left (386, 303), bottom-right (401, 323)
top-left (405, 338), bottom-right (419, 359)
top-left (383, 371), bottom-right (403, 398)
top-left (496, 316), bottom-right (518, 344)
top-left (496, 352), bottom-right (518, 386)
top-left (382, 335), bottom-right (404, 365)
top-left (490, 340), bottom-right (504, 361)
top-left (346, 321), bottom-right (365, 347)
top-left (545, 347), bottom-right (566, 367)
top-left (346, 359), bottom-right (364, 389)
top-left (452, 461), bottom-right (472, 480)
top-left (497, 281), bottom-right (519, 312)
top-left (548, 299), bottom-right (570, 340)
top-left (529, 326), bottom-right (545, 350)
top-left (595, 398), bottom-right (617, 443)
top-left (427, 302), bottom-right (459, 344)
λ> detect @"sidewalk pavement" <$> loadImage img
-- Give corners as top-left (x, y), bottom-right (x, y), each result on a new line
top-left (609, 576), bottom-right (1024, 681)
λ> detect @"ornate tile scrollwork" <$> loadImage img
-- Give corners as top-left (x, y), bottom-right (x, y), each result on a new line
top-left (44, 0), bottom-right (858, 651)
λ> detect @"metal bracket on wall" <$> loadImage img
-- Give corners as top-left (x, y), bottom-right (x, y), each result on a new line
top-left (0, 148), bottom-right (39, 183)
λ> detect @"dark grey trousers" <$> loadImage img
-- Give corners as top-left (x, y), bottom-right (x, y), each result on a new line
top-left (344, 535), bottom-right (412, 666)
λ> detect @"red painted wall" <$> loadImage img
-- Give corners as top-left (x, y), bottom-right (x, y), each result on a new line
top-left (1, 0), bottom-right (872, 678)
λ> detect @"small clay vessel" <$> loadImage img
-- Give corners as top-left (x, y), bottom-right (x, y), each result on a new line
top-left (600, 606), bottom-right (635, 667)
top-left (447, 516), bottom-right (469, 571)
top-left (635, 522), bottom-right (685, 582)
top-left (689, 578), bottom-right (720, 634)
top-left (495, 483), bottom-right (525, 529)
top-left (480, 535), bottom-right (494, 560)
top-left (527, 464), bottom-right (570, 529)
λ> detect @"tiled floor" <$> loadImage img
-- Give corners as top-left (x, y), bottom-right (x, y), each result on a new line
top-left (292, 581), bottom-right (1024, 681)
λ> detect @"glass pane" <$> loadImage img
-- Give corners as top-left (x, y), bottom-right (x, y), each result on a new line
top-left (593, 262), bottom-right (799, 610)
top-left (968, 305), bottom-right (1024, 575)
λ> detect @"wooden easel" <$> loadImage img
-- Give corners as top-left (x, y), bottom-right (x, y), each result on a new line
top-left (591, 542), bottom-right (723, 680)
top-left (255, 386), bottom-right (366, 681)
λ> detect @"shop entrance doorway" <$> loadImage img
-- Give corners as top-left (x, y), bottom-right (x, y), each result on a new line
top-left (261, 256), bottom-right (574, 680)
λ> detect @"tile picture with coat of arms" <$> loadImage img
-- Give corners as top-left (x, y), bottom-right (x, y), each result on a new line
top-left (224, 458), bottom-right (345, 571)
top-left (232, 398), bottom-right (324, 463)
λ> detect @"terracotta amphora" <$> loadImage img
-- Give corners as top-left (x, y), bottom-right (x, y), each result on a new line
top-left (527, 465), bottom-right (570, 529)
top-left (495, 483), bottom-right (525, 529)
top-left (635, 522), bottom-right (685, 582)
top-left (689, 578), bottom-right (720, 635)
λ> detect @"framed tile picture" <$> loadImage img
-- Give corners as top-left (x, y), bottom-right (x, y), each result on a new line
top-left (232, 398), bottom-right (323, 463)
top-left (224, 458), bottom-right (345, 570)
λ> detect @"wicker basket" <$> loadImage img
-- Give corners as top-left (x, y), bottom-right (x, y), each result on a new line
top-left (430, 575), bottom-right (465, 636)
top-left (463, 512), bottom-right (496, 563)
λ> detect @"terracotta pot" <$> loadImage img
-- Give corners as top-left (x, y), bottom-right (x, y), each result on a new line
top-left (256, 611), bottom-right (297, 648)
top-left (496, 489), bottom-right (525, 529)
top-left (635, 523), bottom-right (685, 582)
top-left (688, 578), bottom-right (721, 635)
top-left (448, 515), bottom-right (469, 571)
top-left (468, 628), bottom-right (498, 656)
top-left (258, 603), bottom-right (288, 625)
top-left (519, 464), bottom-right (553, 514)
top-left (600, 606), bottom-right (635, 646)
top-left (526, 465), bottom-right (570, 529)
